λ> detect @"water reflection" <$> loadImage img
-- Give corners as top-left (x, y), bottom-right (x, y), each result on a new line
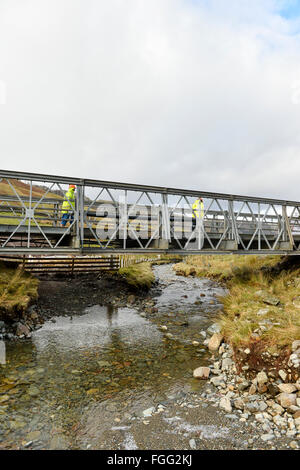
top-left (32, 306), bottom-right (163, 353)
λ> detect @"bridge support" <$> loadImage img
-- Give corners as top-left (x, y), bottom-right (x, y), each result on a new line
top-left (278, 241), bottom-right (293, 251)
top-left (219, 241), bottom-right (238, 251)
top-left (149, 239), bottom-right (169, 249)
top-left (71, 236), bottom-right (80, 249)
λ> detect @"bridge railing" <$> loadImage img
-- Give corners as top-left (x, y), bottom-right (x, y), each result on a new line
top-left (0, 169), bottom-right (299, 254)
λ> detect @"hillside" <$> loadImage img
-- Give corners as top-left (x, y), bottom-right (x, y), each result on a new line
top-left (0, 179), bottom-right (62, 199)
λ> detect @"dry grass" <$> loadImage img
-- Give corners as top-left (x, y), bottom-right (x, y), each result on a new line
top-left (177, 254), bottom-right (280, 280)
top-left (0, 263), bottom-right (39, 320)
top-left (0, 179), bottom-right (61, 199)
top-left (174, 255), bottom-right (300, 352)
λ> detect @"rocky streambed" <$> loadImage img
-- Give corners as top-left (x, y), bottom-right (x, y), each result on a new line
top-left (0, 264), bottom-right (299, 450)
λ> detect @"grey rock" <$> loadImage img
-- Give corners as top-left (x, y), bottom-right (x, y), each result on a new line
top-left (238, 381), bottom-right (250, 391)
top-left (207, 323), bottom-right (221, 336)
top-left (245, 402), bottom-right (261, 414)
top-left (219, 397), bottom-right (232, 413)
top-left (261, 294), bottom-right (280, 306)
top-left (292, 340), bottom-right (300, 352)
top-left (210, 376), bottom-right (225, 387)
top-left (221, 358), bottom-right (234, 371)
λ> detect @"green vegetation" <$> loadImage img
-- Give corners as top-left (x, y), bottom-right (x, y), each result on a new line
top-left (118, 262), bottom-right (155, 289)
top-left (0, 263), bottom-right (39, 321)
top-left (173, 255), bottom-right (300, 353)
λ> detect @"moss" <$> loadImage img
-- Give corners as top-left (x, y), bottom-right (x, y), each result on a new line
top-left (0, 262), bottom-right (39, 321)
top-left (118, 262), bottom-right (155, 289)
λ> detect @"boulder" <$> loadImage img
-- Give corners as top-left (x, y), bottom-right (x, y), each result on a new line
top-left (208, 333), bottom-right (224, 352)
top-left (278, 370), bottom-right (287, 382)
top-left (261, 294), bottom-right (280, 306)
top-left (219, 397), bottom-right (232, 413)
top-left (276, 393), bottom-right (297, 408)
top-left (193, 367), bottom-right (210, 380)
top-left (256, 371), bottom-right (268, 386)
top-left (277, 384), bottom-right (297, 394)
top-left (15, 323), bottom-right (30, 337)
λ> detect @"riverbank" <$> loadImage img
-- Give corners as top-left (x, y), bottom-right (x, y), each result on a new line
top-left (173, 255), bottom-right (300, 371)
top-left (172, 255), bottom-right (300, 447)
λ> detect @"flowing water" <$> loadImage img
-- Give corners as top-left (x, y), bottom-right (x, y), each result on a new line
top-left (0, 264), bottom-right (227, 450)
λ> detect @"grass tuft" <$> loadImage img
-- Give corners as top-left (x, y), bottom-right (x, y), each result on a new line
top-left (0, 263), bottom-right (39, 321)
top-left (118, 262), bottom-right (155, 289)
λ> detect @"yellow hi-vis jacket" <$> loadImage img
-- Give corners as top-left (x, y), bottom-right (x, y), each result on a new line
top-left (192, 199), bottom-right (204, 219)
top-left (62, 188), bottom-right (75, 214)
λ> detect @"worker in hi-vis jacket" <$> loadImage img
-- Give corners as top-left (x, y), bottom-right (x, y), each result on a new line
top-left (192, 197), bottom-right (204, 231)
top-left (61, 185), bottom-right (76, 226)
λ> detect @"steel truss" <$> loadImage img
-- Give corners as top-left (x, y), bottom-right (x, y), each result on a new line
top-left (0, 169), bottom-right (299, 255)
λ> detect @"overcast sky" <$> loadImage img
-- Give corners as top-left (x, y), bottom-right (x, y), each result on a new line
top-left (0, 0), bottom-right (300, 200)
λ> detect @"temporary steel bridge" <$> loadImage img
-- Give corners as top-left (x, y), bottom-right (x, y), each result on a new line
top-left (0, 169), bottom-right (300, 255)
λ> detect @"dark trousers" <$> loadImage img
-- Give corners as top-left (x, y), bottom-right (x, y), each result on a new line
top-left (61, 212), bottom-right (74, 226)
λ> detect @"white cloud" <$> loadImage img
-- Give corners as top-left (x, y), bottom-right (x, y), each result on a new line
top-left (0, 0), bottom-right (300, 200)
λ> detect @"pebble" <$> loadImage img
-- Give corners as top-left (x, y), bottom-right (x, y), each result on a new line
top-left (24, 441), bottom-right (33, 448)
top-left (261, 434), bottom-right (274, 442)
top-left (189, 439), bottom-right (197, 449)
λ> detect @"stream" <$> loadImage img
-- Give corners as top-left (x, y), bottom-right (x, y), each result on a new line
top-left (0, 264), bottom-right (254, 450)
